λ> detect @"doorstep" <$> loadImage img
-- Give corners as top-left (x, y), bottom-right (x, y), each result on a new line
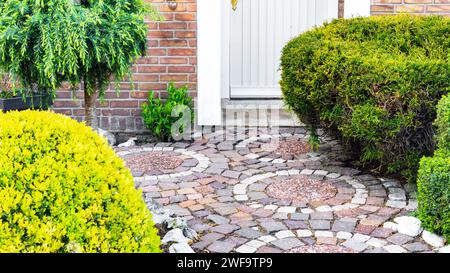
top-left (221, 99), bottom-right (303, 128)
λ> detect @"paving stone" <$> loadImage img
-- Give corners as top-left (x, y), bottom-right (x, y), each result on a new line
top-left (297, 230), bottom-right (313, 238)
top-left (252, 208), bottom-right (273, 218)
top-left (364, 247), bottom-right (388, 253)
top-left (169, 195), bottom-right (188, 203)
top-left (360, 214), bottom-right (388, 226)
top-left (223, 236), bottom-right (248, 246)
top-left (366, 238), bottom-right (388, 248)
top-left (290, 213), bottom-right (309, 221)
top-left (246, 240), bottom-right (266, 249)
top-left (215, 206), bottom-right (238, 216)
top-left (277, 207), bottom-right (297, 213)
top-left (260, 221), bottom-right (287, 233)
top-left (342, 239), bottom-right (368, 252)
top-left (332, 220), bottom-right (356, 233)
top-left (235, 228), bottom-right (263, 239)
top-left (283, 220), bottom-right (309, 230)
top-left (271, 238), bottom-right (304, 250)
top-left (217, 142), bottom-right (234, 151)
top-left (191, 240), bottom-right (213, 250)
top-left (315, 231), bottom-right (334, 238)
top-left (404, 242), bottom-right (431, 253)
top-left (309, 220), bottom-right (331, 230)
top-left (272, 212), bottom-right (289, 220)
top-left (310, 211), bottom-right (333, 220)
top-left (256, 246), bottom-right (283, 253)
top-left (316, 237), bottom-right (337, 245)
top-left (248, 192), bottom-right (268, 200)
top-left (222, 170), bottom-right (241, 179)
top-left (387, 233), bottom-right (414, 245)
top-left (352, 234), bottom-right (371, 242)
top-left (207, 241), bottom-right (236, 253)
top-left (190, 223), bottom-right (211, 233)
top-left (336, 232), bottom-right (353, 240)
top-left (275, 230), bottom-right (296, 239)
top-left (211, 224), bottom-right (240, 234)
top-left (235, 244), bottom-right (257, 253)
top-left (258, 235), bottom-right (277, 243)
top-left (371, 228), bottom-right (394, 239)
top-left (201, 232), bottom-right (225, 242)
top-left (383, 245), bottom-right (407, 253)
top-left (354, 224), bottom-right (376, 235)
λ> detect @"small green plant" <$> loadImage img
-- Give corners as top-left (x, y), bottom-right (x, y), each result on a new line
top-left (142, 83), bottom-right (194, 141)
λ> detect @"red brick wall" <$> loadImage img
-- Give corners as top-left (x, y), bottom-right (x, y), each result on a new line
top-left (371, 0), bottom-right (450, 16)
top-left (53, 0), bottom-right (450, 133)
top-left (53, 0), bottom-right (198, 133)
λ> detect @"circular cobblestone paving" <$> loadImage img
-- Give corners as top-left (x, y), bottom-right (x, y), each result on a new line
top-left (266, 175), bottom-right (337, 203)
top-left (232, 170), bottom-right (369, 213)
top-left (115, 128), bottom-right (448, 254)
top-left (235, 131), bottom-right (348, 165)
top-left (116, 145), bottom-right (212, 181)
top-left (261, 139), bottom-right (310, 160)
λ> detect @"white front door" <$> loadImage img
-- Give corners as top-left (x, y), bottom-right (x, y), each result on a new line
top-left (229, 0), bottom-right (339, 98)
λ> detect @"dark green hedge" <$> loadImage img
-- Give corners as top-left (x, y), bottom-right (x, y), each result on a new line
top-left (280, 15), bottom-right (450, 182)
top-left (418, 95), bottom-right (450, 241)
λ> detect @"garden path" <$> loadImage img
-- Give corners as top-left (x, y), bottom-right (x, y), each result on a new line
top-left (116, 127), bottom-right (447, 253)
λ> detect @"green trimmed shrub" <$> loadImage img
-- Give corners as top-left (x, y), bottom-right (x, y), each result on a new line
top-left (280, 15), bottom-right (450, 182)
top-left (0, 111), bottom-right (161, 253)
top-left (142, 83), bottom-right (194, 141)
top-left (435, 95), bottom-right (450, 151)
top-left (417, 96), bottom-right (450, 241)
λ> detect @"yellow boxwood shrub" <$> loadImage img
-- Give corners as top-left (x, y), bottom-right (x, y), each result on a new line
top-left (0, 111), bottom-right (161, 253)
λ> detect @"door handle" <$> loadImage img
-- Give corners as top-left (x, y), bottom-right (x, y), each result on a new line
top-left (231, 0), bottom-right (238, 11)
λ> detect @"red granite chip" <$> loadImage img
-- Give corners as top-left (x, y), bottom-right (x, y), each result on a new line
top-left (124, 152), bottom-right (184, 174)
top-left (266, 175), bottom-right (337, 203)
top-left (289, 245), bottom-right (355, 253)
top-left (261, 139), bottom-right (310, 157)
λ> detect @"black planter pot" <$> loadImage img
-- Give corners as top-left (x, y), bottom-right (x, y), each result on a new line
top-left (0, 92), bottom-right (53, 111)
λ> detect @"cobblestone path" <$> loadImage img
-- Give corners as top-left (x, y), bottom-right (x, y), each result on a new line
top-left (116, 127), bottom-right (448, 253)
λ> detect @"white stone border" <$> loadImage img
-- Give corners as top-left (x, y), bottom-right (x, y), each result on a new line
top-left (117, 147), bottom-right (211, 181)
top-left (232, 169), bottom-right (368, 213)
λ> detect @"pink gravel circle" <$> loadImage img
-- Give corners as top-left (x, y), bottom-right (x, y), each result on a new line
top-left (289, 245), bottom-right (355, 253)
top-left (261, 139), bottom-right (310, 157)
top-left (266, 175), bottom-right (337, 203)
top-left (124, 152), bottom-right (184, 174)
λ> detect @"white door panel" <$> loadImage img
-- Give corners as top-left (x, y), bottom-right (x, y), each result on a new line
top-left (230, 0), bottom-right (338, 98)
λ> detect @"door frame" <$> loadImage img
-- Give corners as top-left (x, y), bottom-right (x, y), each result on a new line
top-left (197, 0), bottom-right (371, 126)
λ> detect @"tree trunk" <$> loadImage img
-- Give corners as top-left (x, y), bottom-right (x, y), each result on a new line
top-left (84, 83), bottom-right (98, 129)
top-left (338, 0), bottom-right (345, 18)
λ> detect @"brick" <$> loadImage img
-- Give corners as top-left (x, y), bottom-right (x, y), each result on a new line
top-left (53, 0), bottom-right (450, 133)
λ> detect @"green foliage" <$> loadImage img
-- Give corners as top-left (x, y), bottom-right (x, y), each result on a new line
top-left (0, 0), bottom-right (160, 97)
top-left (417, 96), bottom-right (450, 241)
top-left (0, 110), bottom-right (161, 253)
top-left (142, 83), bottom-right (194, 141)
top-left (280, 15), bottom-right (450, 182)
top-left (434, 95), bottom-right (450, 151)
